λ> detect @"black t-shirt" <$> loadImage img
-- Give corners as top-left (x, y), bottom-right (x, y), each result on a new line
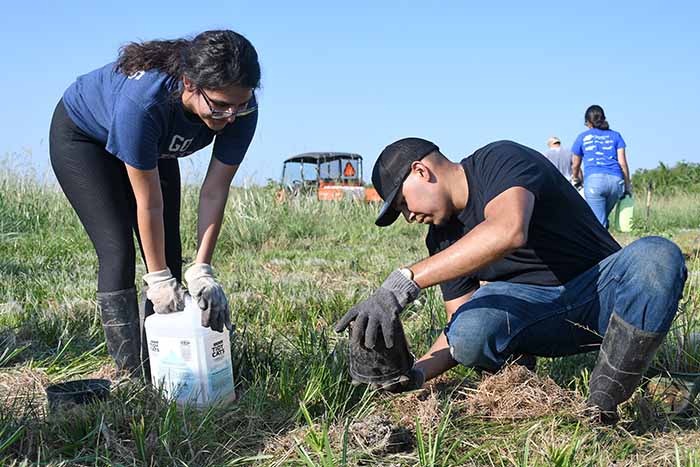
top-left (426, 140), bottom-right (621, 301)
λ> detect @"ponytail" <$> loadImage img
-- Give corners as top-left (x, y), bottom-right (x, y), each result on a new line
top-left (115, 30), bottom-right (260, 90)
top-left (116, 39), bottom-right (189, 77)
top-left (585, 105), bottom-right (610, 130)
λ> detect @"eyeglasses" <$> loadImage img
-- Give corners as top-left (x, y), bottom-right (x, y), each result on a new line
top-left (198, 88), bottom-right (250, 120)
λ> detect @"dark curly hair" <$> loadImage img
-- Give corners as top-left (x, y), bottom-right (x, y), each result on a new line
top-left (585, 105), bottom-right (610, 131)
top-left (116, 30), bottom-right (260, 90)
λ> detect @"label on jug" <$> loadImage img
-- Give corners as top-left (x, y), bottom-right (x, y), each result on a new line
top-left (149, 337), bottom-right (202, 403)
top-left (204, 337), bottom-right (235, 400)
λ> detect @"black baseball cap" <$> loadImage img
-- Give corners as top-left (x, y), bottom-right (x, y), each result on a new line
top-left (372, 137), bottom-right (439, 227)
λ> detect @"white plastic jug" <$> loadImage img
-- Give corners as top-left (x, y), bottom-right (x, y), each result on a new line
top-left (145, 294), bottom-right (235, 406)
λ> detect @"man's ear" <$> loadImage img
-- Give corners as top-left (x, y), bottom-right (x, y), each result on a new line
top-left (410, 160), bottom-right (431, 180)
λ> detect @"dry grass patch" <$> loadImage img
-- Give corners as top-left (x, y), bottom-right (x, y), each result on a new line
top-left (0, 367), bottom-right (50, 414)
top-left (389, 389), bottom-right (442, 430)
top-left (457, 364), bottom-right (586, 420)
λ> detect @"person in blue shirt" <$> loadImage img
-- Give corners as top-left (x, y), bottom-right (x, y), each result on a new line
top-left (49, 30), bottom-right (260, 379)
top-left (571, 105), bottom-right (632, 229)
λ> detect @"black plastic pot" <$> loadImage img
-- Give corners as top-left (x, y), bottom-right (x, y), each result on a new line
top-left (45, 379), bottom-right (111, 412)
top-left (348, 320), bottom-right (415, 385)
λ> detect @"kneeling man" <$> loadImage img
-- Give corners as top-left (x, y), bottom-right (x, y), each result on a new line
top-left (335, 138), bottom-right (687, 423)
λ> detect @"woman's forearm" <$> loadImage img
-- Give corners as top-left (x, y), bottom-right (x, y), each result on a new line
top-left (195, 189), bottom-right (228, 264)
top-left (137, 205), bottom-right (167, 271)
top-left (617, 148), bottom-right (632, 191)
top-left (194, 159), bottom-right (238, 264)
top-left (571, 155), bottom-right (583, 181)
top-left (622, 167), bottom-right (631, 190)
top-left (125, 164), bottom-right (168, 272)
top-left (619, 161), bottom-right (631, 190)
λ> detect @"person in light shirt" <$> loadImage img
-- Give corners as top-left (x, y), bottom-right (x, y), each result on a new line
top-left (543, 136), bottom-right (573, 180)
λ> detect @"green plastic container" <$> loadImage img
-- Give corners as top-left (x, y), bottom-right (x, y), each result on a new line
top-left (614, 194), bottom-right (634, 232)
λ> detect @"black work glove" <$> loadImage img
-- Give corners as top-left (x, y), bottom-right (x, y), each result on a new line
top-left (334, 270), bottom-right (421, 349)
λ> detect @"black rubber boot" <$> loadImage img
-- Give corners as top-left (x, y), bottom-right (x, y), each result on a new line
top-left (97, 288), bottom-right (143, 379)
top-left (348, 318), bottom-right (415, 386)
top-left (588, 313), bottom-right (665, 424)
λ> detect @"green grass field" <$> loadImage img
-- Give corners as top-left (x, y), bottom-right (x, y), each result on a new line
top-left (1, 172), bottom-right (699, 466)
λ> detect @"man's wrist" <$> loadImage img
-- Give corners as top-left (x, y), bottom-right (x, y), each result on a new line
top-left (399, 267), bottom-right (414, 281)
top-left (383, 269), bottom-right (421, 306)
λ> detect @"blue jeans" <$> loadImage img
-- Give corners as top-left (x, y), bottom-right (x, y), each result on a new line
top-left (445, 237), bottom-right (687, 372)
top-left (584, 173), bottom-right (625, 229)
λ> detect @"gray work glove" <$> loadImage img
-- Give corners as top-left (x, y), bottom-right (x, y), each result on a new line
top-left (143, 268), bottom-right (186, 314)
top-left (184, 263), bottom-right (231, 333)
top-left (335, 269), bottom-right (421, 349)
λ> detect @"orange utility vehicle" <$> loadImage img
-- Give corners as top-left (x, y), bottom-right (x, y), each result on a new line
top-left (280, 152), bottom-right (381, 202)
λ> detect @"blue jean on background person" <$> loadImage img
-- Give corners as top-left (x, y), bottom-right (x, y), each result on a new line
top-left (444, 237), bottom-right (688, 372)
top-left (584, 173), bottom-right (625, 229)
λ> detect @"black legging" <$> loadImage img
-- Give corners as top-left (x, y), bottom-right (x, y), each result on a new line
top-left (49, 99), bottom-right (183, 293)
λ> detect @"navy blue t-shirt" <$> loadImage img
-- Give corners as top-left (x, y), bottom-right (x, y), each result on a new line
top-left (426, 141), bottom-right (621, 301)
top-left (571, 128), bottom-right (625, 178)
top-left (62, 62), bottom-right (257, 170)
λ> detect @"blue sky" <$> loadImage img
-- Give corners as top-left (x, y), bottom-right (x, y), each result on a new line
top-left (2, 1), bottom-right (699, 185)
